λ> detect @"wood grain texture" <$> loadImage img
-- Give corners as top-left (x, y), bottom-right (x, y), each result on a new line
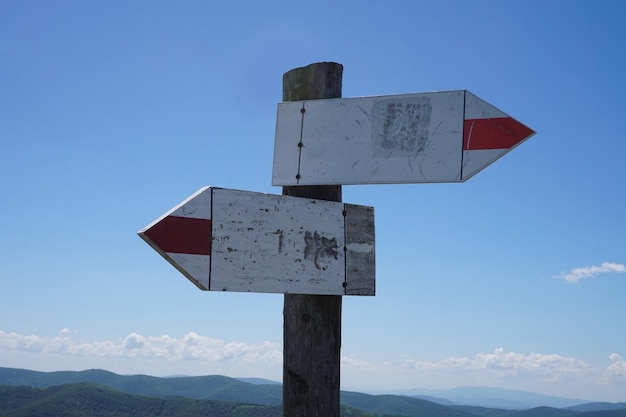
top-left (282, 62), bottom-right (343, 417)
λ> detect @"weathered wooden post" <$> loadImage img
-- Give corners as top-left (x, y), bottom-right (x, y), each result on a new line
top-left (140, 59), bottom-right (533, 417)
top-left (282, 62), bottom-right (343, 417)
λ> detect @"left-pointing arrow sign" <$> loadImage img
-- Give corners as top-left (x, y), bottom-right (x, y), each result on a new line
top-left (138, 187), bottom-right (375, 296)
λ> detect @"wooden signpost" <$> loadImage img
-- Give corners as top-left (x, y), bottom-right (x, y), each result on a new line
top-left (139, 62), bottom-right (534, 417)
top-left (281, 63), bottom-right (344, 417)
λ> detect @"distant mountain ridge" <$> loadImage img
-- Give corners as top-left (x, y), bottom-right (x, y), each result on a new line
top-left (387, 386), bottom-right (587, 409)
top-left (1, 366), bottom-right (625, 417)
top-left (236, 377), bottom-right (281, 385)
top-left (0, 367), bottom-right (282, 405)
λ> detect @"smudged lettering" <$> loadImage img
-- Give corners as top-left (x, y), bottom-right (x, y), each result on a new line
top-left (372, 97), bottom-right (432, 158)
top-left (304, 231), bottom-right (338, 270)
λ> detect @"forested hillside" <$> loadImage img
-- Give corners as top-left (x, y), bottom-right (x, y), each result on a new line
top-left (0, 383), bottom-right (378, 417)
top-left (0, 383), bottom-right (282, 417)
top-left (0, 367), bottom-right (282, 405)
top-left (2, 367), bottom-right (626, 417)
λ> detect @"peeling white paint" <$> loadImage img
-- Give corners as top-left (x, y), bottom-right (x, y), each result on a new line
top-left (346, 242), bottom-right (374, 253)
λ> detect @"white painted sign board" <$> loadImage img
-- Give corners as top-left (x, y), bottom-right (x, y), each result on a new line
top-left (272, 90), bottom-right (535, 185)
top-left (139, 187), bottom-right (375, 295)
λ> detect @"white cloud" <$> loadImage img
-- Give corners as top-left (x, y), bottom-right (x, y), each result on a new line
top-left (342, 355), bottom-right (372, 370)
top-left (403, 348), bottom-right (593, 381)
top-left (552, 262), bottom-right (626, 283)
top-left (403, 359), bottom-right (417, 369)
top-left (2, 329), bottom-right (625, 401)
top-left (0, 329), bottom-right (370, 372)
top-left (0, 330), bottom-right (281, 365)
top-left (608, 353), bottom-right (626, 379)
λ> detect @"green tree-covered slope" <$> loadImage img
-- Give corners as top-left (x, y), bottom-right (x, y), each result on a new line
top-left (0, 383), bottom-right (377, 417)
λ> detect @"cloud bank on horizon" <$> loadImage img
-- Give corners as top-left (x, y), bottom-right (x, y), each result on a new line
top-left (1, 329), bottom-right (624, 395)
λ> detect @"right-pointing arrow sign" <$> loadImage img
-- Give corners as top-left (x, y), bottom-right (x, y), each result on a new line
top-left (272, 90), bottom-right (534, 185)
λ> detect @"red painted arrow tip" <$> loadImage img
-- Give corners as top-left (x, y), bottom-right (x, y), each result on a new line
top-left (464, 117), bottom-right (534, 151)
top-left (143, 216), bottom-right (212, 256)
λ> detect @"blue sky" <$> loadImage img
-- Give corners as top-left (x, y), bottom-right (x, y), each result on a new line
top-left (1, 0), bottom-right (625, 403)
